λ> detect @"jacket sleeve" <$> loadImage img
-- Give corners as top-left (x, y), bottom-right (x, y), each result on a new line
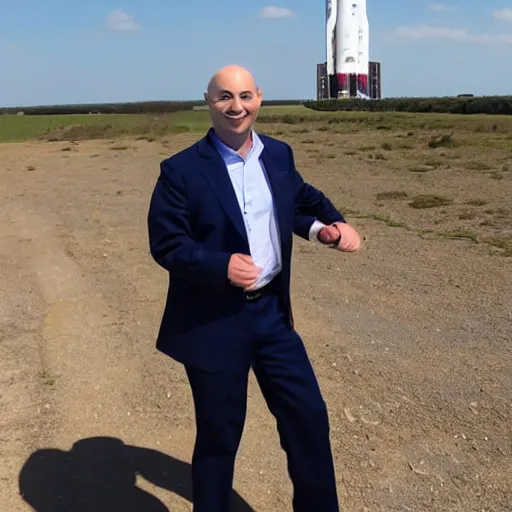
top-left (147, 159), bottom-right (232, 287)
top-left (293, 214), bottom-right (317, 241)
top-left (286, 144), bottom-right (345, 237)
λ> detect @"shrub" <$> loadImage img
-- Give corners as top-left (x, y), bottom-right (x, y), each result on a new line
top-left (304, 96), bottom-right (512, 115)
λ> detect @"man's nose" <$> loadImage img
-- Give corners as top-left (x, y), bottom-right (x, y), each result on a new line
top-left (231, 97), bottom-right (243, 111)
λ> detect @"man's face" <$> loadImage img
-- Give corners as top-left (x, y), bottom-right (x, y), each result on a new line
top-left (205, 84), bottom-right (262, 137)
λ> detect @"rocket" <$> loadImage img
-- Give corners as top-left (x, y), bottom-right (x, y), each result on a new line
top-left (325, 0), bottom-right (369, 98)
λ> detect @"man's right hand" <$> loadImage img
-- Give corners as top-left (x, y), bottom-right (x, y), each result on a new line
top-left (228, 254), bottom-right (260, 289)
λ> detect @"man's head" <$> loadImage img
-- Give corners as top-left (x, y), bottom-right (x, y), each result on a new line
top-left (204, 64), bottom-right (263, 145)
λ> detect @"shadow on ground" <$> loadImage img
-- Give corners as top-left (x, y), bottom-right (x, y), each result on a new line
top-left (19, 436), bottom-right (254, 511)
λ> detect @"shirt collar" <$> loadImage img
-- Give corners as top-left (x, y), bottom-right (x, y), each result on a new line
top-left (210, 129), bottom-right (264, 165)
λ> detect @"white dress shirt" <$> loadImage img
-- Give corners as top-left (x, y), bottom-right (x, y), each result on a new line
top-left (211, 131), bottom-right (325, 290)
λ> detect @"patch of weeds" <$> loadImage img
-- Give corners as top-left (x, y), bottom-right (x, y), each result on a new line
top-left (485, 236), bottom-right (512, 257)
top-left (337, 206), bottom-right (360, 216)
top-left (372, 152), bottom-right (387, 160)
top-left (325, 153), bottom-right (336, 159)
top-left (317, 126), bottom-right (329, 132)
top-left (491, 172), bottom-right (503, 180)
top-left (135, 136), bottom-right (157, 142)
top-left (495, 208), bottom-right (509, 218)
top-left (466, 161), bottom-right (493, 171)
top-left (301, 139), bottom-right (316, 144)
top-left (169, 125), bottom-right (191, 133)
top-left (376, 125), bottom-right (392, 130)
top-left (90, 154), bottom-right (100, 158)
top-left (441, 231), bottom-right (478, 243)
top-left (42, 123), bottom-right (115, 141)
top-left (359, 145), bottom-right (376, 151)
top-left (424, 159), bottom-right (443, 168)
top-left (428, 133), bottom-right (454, 149)
top-left (355, 213), bottom-right (408, 229)
top-left (110, 145), bottom-right (129, 150)
top-left (484, 208), bottom-right (509, 218)
top-left (293, 128), bottom-right (310, 134)
top-left (409, 195), bottom-right (452, 209)
top-left (459, 211), bottom-right (476, 220)
top-left (465, 199), bottom-right (487, 206)
top-left (61, 147), bottom-right (72, 151)
top-left (278, 114), bottom-right (301, 124)
top-left (375, 191), bottom-right (408, 200)
top-left (381, 142), bottom-right (393, 151)
top-left (409, 164), bottom-right (436, 173)
top-left (41, 370), bottom-right (56, 386)
top-left (397, 143), bottom-right (415, 150)
top-left (26, 165), bottom-right (36, 171)
top-left (344, 150), bottom-right (356, 155)
top-left (474, 124), bottom-right (502, 133)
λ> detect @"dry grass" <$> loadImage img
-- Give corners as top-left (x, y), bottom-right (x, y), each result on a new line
top-left (4, 108), bottom-right (512, 257)
top-left (409, 195), bottom-right (453, 209)
top-left (255, 110), bottom-right (512, 257)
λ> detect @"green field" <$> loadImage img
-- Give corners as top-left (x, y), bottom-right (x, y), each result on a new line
top-left (0, 112), bottom-right (206, 143)
top-left (3, 105), bottom-right (512, 144)
top-left (0, 106), bottom-right (308, 143)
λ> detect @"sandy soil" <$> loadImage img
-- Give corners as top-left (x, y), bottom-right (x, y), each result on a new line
top-left (1, 131), bottom-right (511, 511)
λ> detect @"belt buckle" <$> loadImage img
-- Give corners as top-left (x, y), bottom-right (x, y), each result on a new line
top-left (245, 290), bottom-right (262, 301)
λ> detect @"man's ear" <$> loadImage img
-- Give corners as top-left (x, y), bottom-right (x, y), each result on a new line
top-left (204, 92), bottom-right (210, 103)
top-left (256, 87), bottom-right (263, 101)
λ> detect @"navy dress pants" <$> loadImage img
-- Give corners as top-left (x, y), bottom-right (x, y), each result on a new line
top-left (185, 292), bottom-right (339, 512)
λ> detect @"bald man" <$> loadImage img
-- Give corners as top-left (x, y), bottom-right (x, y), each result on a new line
top-left (147, 64), bottom-right (361, 511)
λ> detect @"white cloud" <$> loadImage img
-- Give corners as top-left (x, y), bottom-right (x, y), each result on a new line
top-left (258, 6), bottom-right (295, 19)
top-left (428, 3), bottom-right (456, 12)
top-left (493, 8), bottom-right (512, 21)
top-left (107, 9), bottom-right (141, 33)
top-left (389, 24), bottom-right (512, 44)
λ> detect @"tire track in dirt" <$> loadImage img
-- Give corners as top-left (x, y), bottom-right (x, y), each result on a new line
top-left (1, 202), bottom-right (186, 510)
top-left (7, 203), bottom-right (139, 442)
top-left (2, 197), bottom-right (203, 511)
top-left (0, 231), bottom-right (51, 512)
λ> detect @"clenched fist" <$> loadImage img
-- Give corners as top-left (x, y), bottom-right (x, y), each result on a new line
top-left (318, 222), bottom-right (361, 252)
top-left (228, 253), bottom-right (260, 289)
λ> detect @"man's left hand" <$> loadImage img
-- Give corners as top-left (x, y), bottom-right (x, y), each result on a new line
top-left (317, 222), bottom-right (361, 252)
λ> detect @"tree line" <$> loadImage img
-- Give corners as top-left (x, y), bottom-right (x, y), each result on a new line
top-left (304, 96), bottom-right (512, 115)
top-left (1, 100), bottom-right (303, 115)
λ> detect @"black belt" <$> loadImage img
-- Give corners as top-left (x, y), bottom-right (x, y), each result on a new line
top-left (244, 276), bottom-right (280, 301)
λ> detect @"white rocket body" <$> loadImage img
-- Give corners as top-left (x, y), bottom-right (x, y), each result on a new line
top-left (325, 0), bottom-right (337, 77)
top-left (326, 0), bottom-right (369, 97)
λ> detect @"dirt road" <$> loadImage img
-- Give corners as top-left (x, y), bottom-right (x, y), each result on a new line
top-left (1, 134), bottom-right (511, 511)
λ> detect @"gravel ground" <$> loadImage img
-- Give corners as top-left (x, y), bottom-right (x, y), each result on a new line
top-left (1, 132), bottom-right (510, 511)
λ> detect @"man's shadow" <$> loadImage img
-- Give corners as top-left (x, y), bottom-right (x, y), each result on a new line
top-left (19, 436), bottom-right (254, 511)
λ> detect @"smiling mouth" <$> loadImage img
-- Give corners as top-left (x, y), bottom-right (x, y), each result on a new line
top-left (224, 112), bottom-right (247, 121)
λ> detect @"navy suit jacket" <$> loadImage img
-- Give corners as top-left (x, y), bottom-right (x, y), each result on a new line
top-left (147, 129), bottom-right (344, 372)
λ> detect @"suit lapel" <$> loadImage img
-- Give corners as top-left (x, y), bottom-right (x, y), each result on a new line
top-left (198, 131), bottom-right (248, 242)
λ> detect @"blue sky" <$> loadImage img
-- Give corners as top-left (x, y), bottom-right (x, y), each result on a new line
top-left (1, 1), bottom-right (512, 106)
